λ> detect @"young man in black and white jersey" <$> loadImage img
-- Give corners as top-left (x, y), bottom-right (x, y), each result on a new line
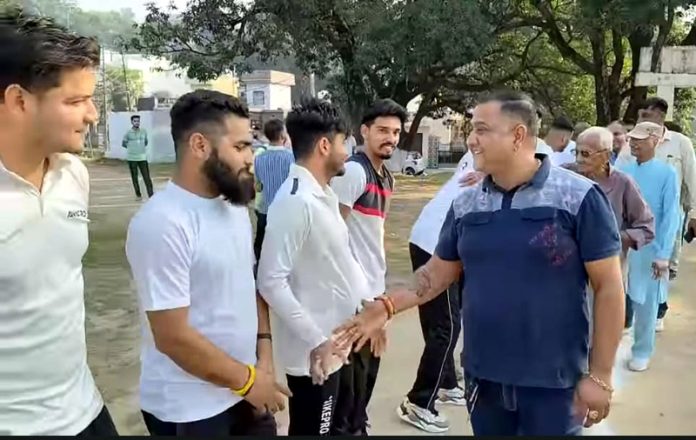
top-left (330, 99), bottom-right (407, 435)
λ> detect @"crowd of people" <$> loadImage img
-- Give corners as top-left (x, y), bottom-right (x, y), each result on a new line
top-left (2, 8), bottom-right (695, 438)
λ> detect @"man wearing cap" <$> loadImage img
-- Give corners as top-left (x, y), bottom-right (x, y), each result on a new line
top-left (618, 122), bottom-right (681, 372)
top-left (617, 97), bottom-right (696, 331)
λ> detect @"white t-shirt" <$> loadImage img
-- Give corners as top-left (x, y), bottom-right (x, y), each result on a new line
top-left (331, 157), bottom-right (393, 299)
top-left (0, 153), bottom-right (103, 435)
top-left (257, 165), bottom-right (366, 377)
top-left (409, 152), bottom-right (475, 255)
top-left (550, 140), bottom-right (576, 166)
top-left (125, 181), bottom-right (258, 423)
top-left (535, 139), bottom-right (554, 156)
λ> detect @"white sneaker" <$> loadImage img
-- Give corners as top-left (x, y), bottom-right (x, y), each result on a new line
top-left (656, 318), bottom-right (665, 332)
top-left (627, 358), bottom-right (650, 372)
top-left (396, 399), bottom-right (450, 433)
top-left (437, 386), bottom-right (467, 406)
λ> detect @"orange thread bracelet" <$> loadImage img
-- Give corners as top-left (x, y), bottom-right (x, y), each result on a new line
top-left (376, 295), bottom-right (395, 319)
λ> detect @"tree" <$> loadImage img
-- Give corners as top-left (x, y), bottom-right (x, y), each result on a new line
top-left (133, 0), bottom-right (528, 149)
top-left (496, 0), bottom-right (696, 125)
top-left (95, 65), bottom-right (144, 113)
top-left (11, 0), bottom-right (138, 50)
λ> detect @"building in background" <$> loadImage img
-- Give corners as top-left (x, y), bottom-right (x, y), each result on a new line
top-left (240, 70), bottom-right (296, 130)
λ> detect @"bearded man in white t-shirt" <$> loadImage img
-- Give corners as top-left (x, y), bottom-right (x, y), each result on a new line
top-left (126, 90), bottom-right (289, 436)
top-left (0, 10), bottom-right (117, 436)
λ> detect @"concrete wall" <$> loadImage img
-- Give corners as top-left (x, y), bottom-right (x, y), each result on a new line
top-left (269, 83), bottom-right (292, 110)
top-left (243, 83), bottom-right (293, 112)
top-left (243, 83), bottom-right (272, 110)
top-left (105, 110), bottom-right (176, 163)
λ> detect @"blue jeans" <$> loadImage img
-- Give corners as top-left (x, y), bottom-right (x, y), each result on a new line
top-left (465, 377), bottom-right (582, 436)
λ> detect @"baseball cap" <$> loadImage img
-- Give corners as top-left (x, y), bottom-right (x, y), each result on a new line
top-left (627, 121), bottom-right (662, 140)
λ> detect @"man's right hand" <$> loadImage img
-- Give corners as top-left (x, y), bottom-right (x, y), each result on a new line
top-left (459, 171), bottom-right (485, 187)
top-left (243, 368), bottom-right (291, 414)
top-left (333, 300), bottom-right (390, 354)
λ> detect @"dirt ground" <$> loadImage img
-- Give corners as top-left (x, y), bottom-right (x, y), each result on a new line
top-left (84, 160), bottom-right (696, 435)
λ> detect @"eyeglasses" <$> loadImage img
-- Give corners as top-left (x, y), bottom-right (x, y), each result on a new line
top-left (574, 149), bottom-right (604, 159)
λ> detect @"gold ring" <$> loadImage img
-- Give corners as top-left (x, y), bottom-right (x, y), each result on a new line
top-left (588, 410), bottom-right (600, 420)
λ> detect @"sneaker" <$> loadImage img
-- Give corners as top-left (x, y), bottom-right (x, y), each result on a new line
top-left (396, 399), bottom-right (450, 433)
top-left (437, 386), bottom-right (467, 406)
top-left (627, 358), bottom-right (650, 372)
top-left (656, 318), bottom-right (665, 333)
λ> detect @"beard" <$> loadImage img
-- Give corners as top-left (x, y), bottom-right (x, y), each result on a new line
top-left (202, 148), bottom-right (255, 205)
top-left (377, 143), bottom-right (394, 160)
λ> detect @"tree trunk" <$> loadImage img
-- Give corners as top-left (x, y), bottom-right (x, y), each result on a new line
top-left (608, 80), bottom-right (623, 123)
top-left (594, 74), bottom-right (612, 126)
top-left (623, 87), bottom-right (648, 123)
top-left (624, 26), bottom-right (655, 122)
top-left (401, 95), bottom-right (432, 152)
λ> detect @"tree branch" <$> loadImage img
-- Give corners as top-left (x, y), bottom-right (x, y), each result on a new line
top-left (651, 0), bottom-right (675, 72)
top-left (610, 29), bottom-right (625, 85)
top-left (533, 1), bottom-right (595, 73)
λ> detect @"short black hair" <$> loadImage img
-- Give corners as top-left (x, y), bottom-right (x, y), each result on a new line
top-left (285, 97), bottom-right (347, 161)
top-left (641, 97), bottom-right (669, 114)
top-left (131, 115), bottom-right (140, 122)
top-left (0, 8), bottom-right (100, 102)
top-left (478, 90), bottom-right (540, 137)
top-left (664, 120), bottom-right (683, 133)
top-left (263, 118), bottom-right (285, 143)
top-left (361, 98), bottom-right (407, 126)
top-left (170, 89), bottom-right (249, 154)
top-left (550, 116), bottom-right (574, 132)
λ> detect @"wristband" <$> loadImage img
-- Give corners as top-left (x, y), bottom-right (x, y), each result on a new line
top-left (375, 295), bottom-right (395, 320)
top-left (257, 333), bottom-right (272, 340)
top-left (232, 364), bottom-right (256, 397)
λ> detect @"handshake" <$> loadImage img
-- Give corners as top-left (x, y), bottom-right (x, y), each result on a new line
top-left (308, 298), bottom-right (394, 385)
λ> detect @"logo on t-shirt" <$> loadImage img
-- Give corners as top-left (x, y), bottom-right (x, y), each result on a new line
top-left (67, 209), bottom-right (88, 220)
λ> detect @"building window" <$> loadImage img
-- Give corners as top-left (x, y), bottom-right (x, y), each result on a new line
top-left (252, 90), bottom-right (265, 106)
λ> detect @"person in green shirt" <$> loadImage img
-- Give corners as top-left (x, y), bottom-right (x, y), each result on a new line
top-left (122, 115), bottom-right (154, 199)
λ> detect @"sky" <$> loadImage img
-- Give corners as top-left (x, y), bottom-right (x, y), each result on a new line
top-left (75, 0), bottom-right (188, 22)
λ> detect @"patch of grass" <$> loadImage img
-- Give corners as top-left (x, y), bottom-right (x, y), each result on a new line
top-left (386, 172), bottom-right (453, 285)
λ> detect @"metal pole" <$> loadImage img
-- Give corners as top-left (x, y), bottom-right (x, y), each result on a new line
top-left (121, 51), bottom-right (131, 110)
top-left (101, 46), bottom-right (109, 153)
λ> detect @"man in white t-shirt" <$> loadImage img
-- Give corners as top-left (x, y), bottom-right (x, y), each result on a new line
top-left (545, 116), bottom-right (576, 166)
top-left (397, 152), bottom-right (474, 432)
top-left (0, 11), bottom-right (116, 436)
top-left (257, 98), bottom-right (369, 435)
top-left (125, 90), bottom-right (289, 436)
top-left (330, 98), bottom-right (407, 435)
